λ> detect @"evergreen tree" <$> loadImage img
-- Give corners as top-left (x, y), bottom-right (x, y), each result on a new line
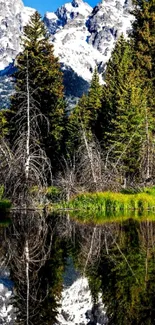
top-left (8, 11), bottom-right (65, 170)
top-left (108, 69), bottom-right (150, 184)
top-left (65, 68), bottom-right (102, 156)
top-left (64, 94), bottom-right (89, 156)
top-left (87, 67), bottom-right (102, 133)
top-left (132, 0), bottom-right (155, 87)
top-left (95, 35), bottom-right (133, 147)
top-left (94, 34), bottom-right (155, 184)
top-left (130, 0), bottom-right (155, 182)
top-left (71, 68), bottom-right (102, 136)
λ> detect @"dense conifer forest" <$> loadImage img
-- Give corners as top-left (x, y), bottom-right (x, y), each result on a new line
top-left (0, 0), bottom-right (155, 206)
top-left (1, 3), bottom-right (155, 323)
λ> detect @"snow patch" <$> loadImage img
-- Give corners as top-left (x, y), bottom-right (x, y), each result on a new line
top-left (57, 277), bottom-right (107, 325)
top-left (21, 6), bottom-right (36, 26)
top-left (0, 282), bottom-right (14, 324)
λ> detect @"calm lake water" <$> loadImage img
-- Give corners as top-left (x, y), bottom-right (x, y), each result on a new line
top-left (1, 211), bottom-right (155, 324)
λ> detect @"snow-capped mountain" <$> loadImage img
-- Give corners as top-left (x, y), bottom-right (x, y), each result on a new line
top-left (0, 0), bottom-right (35, 107)
top-left (44, 0), bottom-right (92, 35)
top-left (0, 0), bottom-right (35, 70)
top-left (0, 0), bottom-right (134, 106)
top-left (44, 0), bottom-right (134, 95)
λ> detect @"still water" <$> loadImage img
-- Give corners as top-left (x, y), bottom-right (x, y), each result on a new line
top-left (0, 211), bottom-right (155, 324)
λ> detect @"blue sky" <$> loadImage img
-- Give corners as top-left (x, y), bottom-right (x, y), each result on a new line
top-left (23, 0), bottom-right (98, 15)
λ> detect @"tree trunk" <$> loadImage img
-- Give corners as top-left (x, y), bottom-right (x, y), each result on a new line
top-left (25, 54), bottom-right (30, 181)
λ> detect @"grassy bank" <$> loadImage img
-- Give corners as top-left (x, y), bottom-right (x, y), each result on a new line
top-left (62, 191), bottom-right (155, 213)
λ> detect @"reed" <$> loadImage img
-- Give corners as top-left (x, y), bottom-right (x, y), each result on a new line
top-left (66, 192), bottom-right (155, 213)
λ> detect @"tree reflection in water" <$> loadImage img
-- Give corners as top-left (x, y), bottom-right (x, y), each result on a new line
top-left (1, 213), bottom-right (155, 324)
top-left (1, 211), bottom-right (70, 325)
top-left (71, 218), bottom-right (155, 325)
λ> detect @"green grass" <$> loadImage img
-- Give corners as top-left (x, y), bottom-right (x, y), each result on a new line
top-left (0, 199), bottom-right (12, 214)
top-left (0, 185), bottom-right (12, 215)
top-left (62, 191), bottom-right (155, 213)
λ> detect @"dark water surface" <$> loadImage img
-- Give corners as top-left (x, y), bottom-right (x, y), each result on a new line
top-left (1, 211), bottom-right (155, 324)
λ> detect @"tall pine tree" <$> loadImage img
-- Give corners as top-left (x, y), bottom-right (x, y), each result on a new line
top-left (95, 34), bottom-right (154, 184)
top-left (8, 11), bottom-right (65, 170)
top-left (65, 68), bottom-right (102, 156)
top-left (108, 69), bottom-right (150, 184)
top-left (95, 35), bottom-right (133, 147)
top-left (87, 67), bottom-right (102, 133)
top-left (132, 0), bottom-right (155, 87)
top-left (130, 0), bottom-right (155, 182)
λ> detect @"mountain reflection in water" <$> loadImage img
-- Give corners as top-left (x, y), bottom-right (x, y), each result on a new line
top-left (0, 211), bottom-right (155, 324)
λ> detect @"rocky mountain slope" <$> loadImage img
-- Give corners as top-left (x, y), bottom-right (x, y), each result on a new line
top-left (0, 0), bottom-right (134, 105)
top-left (0, 0), bottom-right (35, 107)
top-left (0, 0), bottom-right (35, 70)
top-left (44, 0), bottom-right (133, 95)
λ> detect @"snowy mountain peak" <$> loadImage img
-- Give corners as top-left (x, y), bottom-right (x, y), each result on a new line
top-left (44, 0), bottom-right (92, 35)
top-left (43, 0), bottom-right (134, 99)
top-left (0, 0), bottom-right (35, 70)
top-left (0, 0), bottom-right (134, 106)
top-left (72, 0), bottom-right (87, 7)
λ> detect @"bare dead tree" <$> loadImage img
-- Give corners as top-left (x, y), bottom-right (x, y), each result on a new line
top-left (56, 135), bottom-right (103, 198)
top-left (0, 54), bottom-right (52, 207)
top-left (77, 129), bottom-right (103, 191)
top-left (57, 130), bottom-right (127, 195)
top-left (56, 155), bottom-right (78, 201)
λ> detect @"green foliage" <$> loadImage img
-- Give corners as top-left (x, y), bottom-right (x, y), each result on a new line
top-left (46, 186), bottom-right (62, 202)
top-left (8, 11), bottom-right (65, 170)
top-left (0, 109), bottom-right (8, 138)
top-left (0, 186), bottom-right (11, 214)
top-left (108, 69), bottom-right (150, 181)
top-left (131, 0), bottom-right (155, 131)
top-left (69, 94), bottom-right (91, 141)
top-left (87, 67), bottom-right (102, 132)
top-left (121, 186), bottom-right (155, 196)
top-left (95, 31), bottom-right (154, 183)
top-left (0, 199), bottom-right (11, 213)
top-left (120, 188), bottom-right (142, 194)
top-left (95, 35), bottom-right (133, 146)
top-left (132, 0), bottom-right (155, 87)
top-left (0, 185), bottom-right (4, 199)
top-left (4, 2), bottom-right (155, 194)
top-left (65, 68), bottom-right (102, 155)
top-left (143, 186), bottom-right (155, 196)
top-left (65, 191), bottom-right (155, 213)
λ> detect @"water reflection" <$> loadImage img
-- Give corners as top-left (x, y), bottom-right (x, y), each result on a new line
top-left (71, 217), bottom-right (155, 325)
top-left (0, 211), bottom-right (70, 324)
top-left (0, 212), bottom-right (155, 324)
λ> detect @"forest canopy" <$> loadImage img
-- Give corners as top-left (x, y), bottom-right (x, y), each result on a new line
top-left (0, 1), bottom-right (155, 205)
